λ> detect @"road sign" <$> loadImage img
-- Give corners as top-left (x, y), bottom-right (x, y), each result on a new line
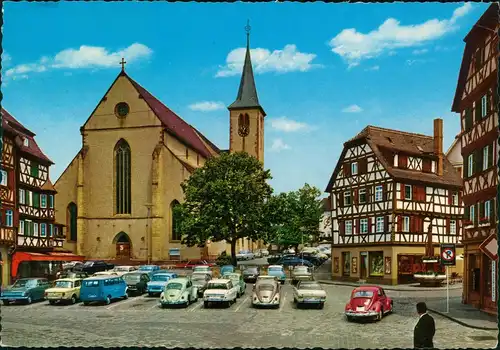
top-left (479, 233), bottom-right (498, 261)
top-left (440, 244), bottom-right (456, 266)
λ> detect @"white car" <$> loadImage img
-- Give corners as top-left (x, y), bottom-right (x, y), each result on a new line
top-left (203, 279), bottom-right (239, 308)
top-left (252, 276), bottom-right (281, 308)
top-left (92, 271), bottom-right (119, 277)
top-left (112, 266), bottom-right (137, 276)
top-left (192, 265), bottom-right (213, 277)
top-left (236, 250), bottom-right (255, 261)
top-left (293, 280), bottom-right (327, 309)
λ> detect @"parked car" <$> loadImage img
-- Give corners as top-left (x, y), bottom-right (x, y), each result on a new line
top-left (112, 266), bottom-right (137, 275)
top-left (175, 259), bottom-right (216, 269)
top-left (345, 286), bottom-right (393, 322)
top-left (292, 280), bottom-right (326, 309)
top-left (0, 278), bottom-right (51, 305)
top-left (159, 277), bottom-right (198, 308)
top-left (203, 278), bottom-right (239, 308)
top-left (297, 253), bottom-right (324, 266)
top-left (137, 265), bottom-right (160, 277)
top-left (266, 265), bottom-right (286, 284)
top-left (56, 271), bottom-right (89, 280)
top-left (190, 273), bottom-right (212, 297)
top-left (258, 249), bottom-right (270, 257)
top-left (93, 271), bottom-right (119, 277)
top-left (252, 275), bottom-right (281, 308)
top-left (291, 266), bottom-right (314, 284)
top-left (219, 265), bottom-right (235, 276)
top-left (74, 261), bottom-right (115, 275)
top-left (276, 256), bottom-right (313, 268)
top-left (80, 275), bottom-right (128, 305)
top-left (242, 266), bottom-right (260, 283)
top-left (123, 272), bottom-right (150, 295)
top-left (45, 278), bottom-right (82, 305)
top-left (146, 272), bottom-right (178, 296)
top-left (62, 261), bottom-right (83, 270)
top-left (222, 272), bottom-right (246, 297)
top-left (192, 265), bottom-right (213, 277)
top-left (236, 250), bottom-right (255, 261)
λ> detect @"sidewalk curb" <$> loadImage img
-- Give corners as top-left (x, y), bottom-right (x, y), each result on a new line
top-left (428, 308), bottom-right (498, 331)
top-left (317, 280), bottom-right (462, 292)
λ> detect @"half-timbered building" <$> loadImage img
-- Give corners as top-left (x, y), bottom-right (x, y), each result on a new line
top-left (451, 3), bottom-right (499, 314)
top-left (1, 108), bottom-right (83, 285)
top-left (319, 197), bottom-right (333, 242)
top-left (326, 119), bottom-right (464, 285)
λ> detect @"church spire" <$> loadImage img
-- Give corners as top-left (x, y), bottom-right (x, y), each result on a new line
top-left (228, 20), bottom-right (265, 115)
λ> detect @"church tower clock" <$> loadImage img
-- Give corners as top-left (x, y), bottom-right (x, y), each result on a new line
top-left (228, 21), bottom-right (266, 163)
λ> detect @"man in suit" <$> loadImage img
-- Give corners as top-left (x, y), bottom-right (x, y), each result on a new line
top-left (414, 302), bottom-right (436, 348)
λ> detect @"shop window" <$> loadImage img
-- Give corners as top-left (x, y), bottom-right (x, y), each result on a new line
top-left (342, 252), bottom-right (351, 276)
top-left (369, 251), bottom-right (384, 277)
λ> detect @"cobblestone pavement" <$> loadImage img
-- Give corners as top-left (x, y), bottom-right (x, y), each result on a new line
top-left (1, 284), bottom-right (497, 348)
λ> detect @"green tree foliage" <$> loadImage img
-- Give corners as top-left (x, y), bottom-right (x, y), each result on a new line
top-left (269, 184), bottom-right (324, 251)
top-left (173, 152), bottom-right (273, 266)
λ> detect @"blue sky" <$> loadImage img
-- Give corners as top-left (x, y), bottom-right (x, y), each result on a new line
top-left (2, 2), bottom-right (489, 195)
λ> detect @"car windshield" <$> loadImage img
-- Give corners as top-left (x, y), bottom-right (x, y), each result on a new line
top-left (207, 283), bottom-right (228, 290)
top-left (245, 268), bottom-right (258, 273)
top-left (166, 283), bottom-right (183, 290)
top-left (294, 267), bottom-right (310, 273)
top-left (12, 279), bottom-right (36, 288)
top-left (123, 274), bottom-right (141, 282)
top-left (83, 280), bottom-right (100, 287)
top-left (194, 267), bottom-right (209, 271)
top-left (152, 275), bottom-right (170, 282)
top-left (139, 266), bottom-right (154, 271)
top-left (268, 267), bottom-right (282, 272)
top-left (353, 290), bottom-right (374, 298)
top-left (54, 281), bottom-right (73, 288)
top-left (298, 283), bottom-right (321, 290)
top-left (257, 283), bottom-right (275, 291)
top-left (191, 274), bottom-right (207, 281)
top-left (224, 274), bottom-right (239, 280)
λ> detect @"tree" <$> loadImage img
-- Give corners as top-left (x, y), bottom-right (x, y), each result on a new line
top-left (173, 152), bottom-right (274, 266)
top-left (268, 184), bottom-right (324, 251)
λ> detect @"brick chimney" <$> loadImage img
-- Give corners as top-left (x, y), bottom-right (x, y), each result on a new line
top-left (433, 118), bottom-right (444, 176)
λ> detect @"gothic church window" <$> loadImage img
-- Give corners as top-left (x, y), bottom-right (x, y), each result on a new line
top-left (238, 113), bottom-right (250, 137)
top-left (115, 139), bottom-right (131, 214)
top-left (171, 200), bottom-right (181, 241)
top-left (67, 202), bottom-right (78, 242)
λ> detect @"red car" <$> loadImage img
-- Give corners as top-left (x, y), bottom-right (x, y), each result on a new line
top-left (344, 286), bottom-right (393, 322)
top-left (174, 259), bottom-right (216, 269)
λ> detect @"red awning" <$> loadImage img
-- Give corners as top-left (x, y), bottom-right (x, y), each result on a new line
top-left (12, 251), bottom-right (85, 278)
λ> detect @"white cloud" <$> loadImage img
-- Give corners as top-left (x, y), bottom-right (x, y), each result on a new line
top-left (328, 3), bottom-right (473, 67)
top-left (4, 43), bottom-right (153, 79)
top-left (406, 59), bottom-right (427, 66)
top-left (188, 101), bottom-right (225, 112)
top-left (412, 48), bottom-right (428, 55)
top-left (216, 44), bottom-right (322, 77)
top-left (365, 65), bottom-right (380, 71)
top-left (268, 117), bottom-right (310, 132)
top-left (270, 138), bottom-right (290, 152)
top-left (2, 52), bottom-right (12, 66)
top-left (342, 104), bottom-right (363, 113)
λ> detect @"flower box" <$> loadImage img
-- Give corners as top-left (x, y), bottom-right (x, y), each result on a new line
top-left (479, 217), bottom-right (490, 224)
top-left (463, 220), bottom-right (473, 226)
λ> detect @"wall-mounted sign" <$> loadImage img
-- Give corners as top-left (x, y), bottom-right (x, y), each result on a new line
top-left (169, 248), bottom-right (180, 256)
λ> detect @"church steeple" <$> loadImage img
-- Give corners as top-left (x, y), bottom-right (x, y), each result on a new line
top-left (228, 21), bottom-right (265, 116)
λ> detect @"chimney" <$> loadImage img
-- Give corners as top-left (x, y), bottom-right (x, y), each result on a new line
top-left (433, 118), bottom-right (444, 176)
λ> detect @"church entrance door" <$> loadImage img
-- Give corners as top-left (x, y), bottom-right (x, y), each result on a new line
top-left (113, 232), bottom-right (131, 260)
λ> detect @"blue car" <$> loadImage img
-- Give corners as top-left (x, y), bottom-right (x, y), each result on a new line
top-left (267, 265), bottom-right (287, 284)
top-left (138, 265), bottom-right (160, 277)
top-left (80, 275), bottom-right (128, 305)
top-left (146, 272), bottom-right (178, 296)
top-left (276, 257), bottom-right (313, 268)
top-left (0, 278), bottom-right (51, 305)
top-left (220, 265), bottom-right (235, 276)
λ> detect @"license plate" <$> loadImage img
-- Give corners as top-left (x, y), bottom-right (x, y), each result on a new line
top-left (8, 299), bottom-right (15, 302)
top-left (89, 294), bottom-right (96, 298)
top-left (208, 298), bottom-right (221, 301)
top-left (356, 306), bottom-right (364, 311)
top-left (304, 298), bottom-right (318, 302)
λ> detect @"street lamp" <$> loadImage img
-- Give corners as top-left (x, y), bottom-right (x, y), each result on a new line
top-left (145, 203), bottom-right (153, 265)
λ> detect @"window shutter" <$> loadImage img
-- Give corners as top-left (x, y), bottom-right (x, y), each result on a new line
top-left (458, 191), bottom-right (462, 206)
top-left (356, 219), bottom-right (360, 234)
top-left (422, 159), bottom-right (431, 172)
top-left (339, 192), bottom-right (344, 207)
top-left (383, 183), bottom-right (388, 201)
top-left (400, 183), bottom-right (404, 199)
top-left (474, 203), bottom-right (479, 224)
top-left (354, 189), bottom-right (358, 205)
top-left (384, 216), bottom-right (389, 233)
top-left (368, 218), bottom-right (372, 233)
top-left (472, 150), bottom-right (478, 174)
top-left (412, 186), bottom-right (417, 201)
top-left (475, 101), bottom-right (482, 122)
top-left (486, 90), bottom-right (491, 113)
top-left (339, 221), bottom-right (345, 235)
top-left (488, 143), bottom-right (493, 168)
top-left (366, 186), bottom-right (371, 203)
top-left (491, 200), bottom-right (496, 224)
top-left (464, 154), bottom-right (469, 178)
top-left (448, 191), bottom-right (452, 205)
top-left (399, 155), bottom-right (408, 169)
top-left (479, 202), bottom-right (485, 219)
top-left (343, 164), bottom-right (349, 177)
top-left (465, 206), bottom-right (470, 221)
top-left (446, 219), bottom-right (450, 234)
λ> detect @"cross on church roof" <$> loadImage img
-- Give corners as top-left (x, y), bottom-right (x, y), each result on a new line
top-left (120, 58), bottom-right (127, 71)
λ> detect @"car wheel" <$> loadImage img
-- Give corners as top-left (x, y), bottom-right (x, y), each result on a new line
top-left (281, 281), bottom-right (285, 285)
top-left (236, 291), bottom-right (241, 298)
top-left (49, 300), bottom-right (56, 305)
top-left (377, 309), bottom-right (383, 321)
top-left (123, 293), bottom-right (128, 300)
top-left (83, 301), bottom-right (90, 306)
top-left (105, 296), bottom-right (111, 305)
top-left (346, 316), bottom-right (353, 322)
top-left (204, 301), bottom-right (209, 308)
top-left (71, 295), bottom-right (77, 304)
top-left (26, 296), bottom-right (32, 304)
top-left (148, 293), bottom-right (154, 297)
top-left (2, 300), bottom-right (9, 306)
top-left (319, 302), bottom-right (324, 310)
top-left (194, 294), bottom-right (198, 302)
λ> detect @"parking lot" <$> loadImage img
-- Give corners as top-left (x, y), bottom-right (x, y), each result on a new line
top-left (1, 282), bottom-right (496, 348)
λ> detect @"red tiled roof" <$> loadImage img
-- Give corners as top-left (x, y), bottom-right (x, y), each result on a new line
top-left (126, 74), bottom-right (217, 159)
top-left (1, 108), bottom-right (53, 164)
top-left (325, 125), bottom-right (463, 192)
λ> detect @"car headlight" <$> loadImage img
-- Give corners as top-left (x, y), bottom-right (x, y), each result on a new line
top-left (23, 291), bottom-right (28, 296)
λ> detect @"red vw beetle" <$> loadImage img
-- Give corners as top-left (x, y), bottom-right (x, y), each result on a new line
top-left (344, 286), bottom-right (393, 322)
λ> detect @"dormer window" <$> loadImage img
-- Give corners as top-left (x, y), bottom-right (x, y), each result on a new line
top-left (351, 162), bottom-right (358, 175)
top-left (23, 138), bottom-right (29, 147)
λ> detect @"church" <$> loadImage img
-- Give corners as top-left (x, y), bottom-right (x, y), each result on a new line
top-left (54, 28), bottom-right (266, 262)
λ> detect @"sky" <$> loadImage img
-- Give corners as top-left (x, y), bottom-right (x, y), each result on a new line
top-left (1, 2), bottom-right (490, 195)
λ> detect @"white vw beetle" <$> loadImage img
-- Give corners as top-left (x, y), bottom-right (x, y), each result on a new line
top-left (203, 278), bottom-right (239, 308)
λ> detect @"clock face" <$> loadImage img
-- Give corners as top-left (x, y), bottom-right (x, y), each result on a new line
top-left (238, 125), bottom-right (249, 137)
top-left (115, 102), bottom-right (130, 118)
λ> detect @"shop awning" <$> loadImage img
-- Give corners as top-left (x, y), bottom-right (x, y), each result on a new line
top-left (12, 251), bottom-right (85, 278)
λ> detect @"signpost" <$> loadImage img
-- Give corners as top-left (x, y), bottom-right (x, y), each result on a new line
top-left (440, 244), bottom-right (456, 314)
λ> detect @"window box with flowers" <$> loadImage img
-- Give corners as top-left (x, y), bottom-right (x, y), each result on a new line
top-left (479, 217), bottom-right (490, 225)
top-left (463, 220), bottom-right (473, 226)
